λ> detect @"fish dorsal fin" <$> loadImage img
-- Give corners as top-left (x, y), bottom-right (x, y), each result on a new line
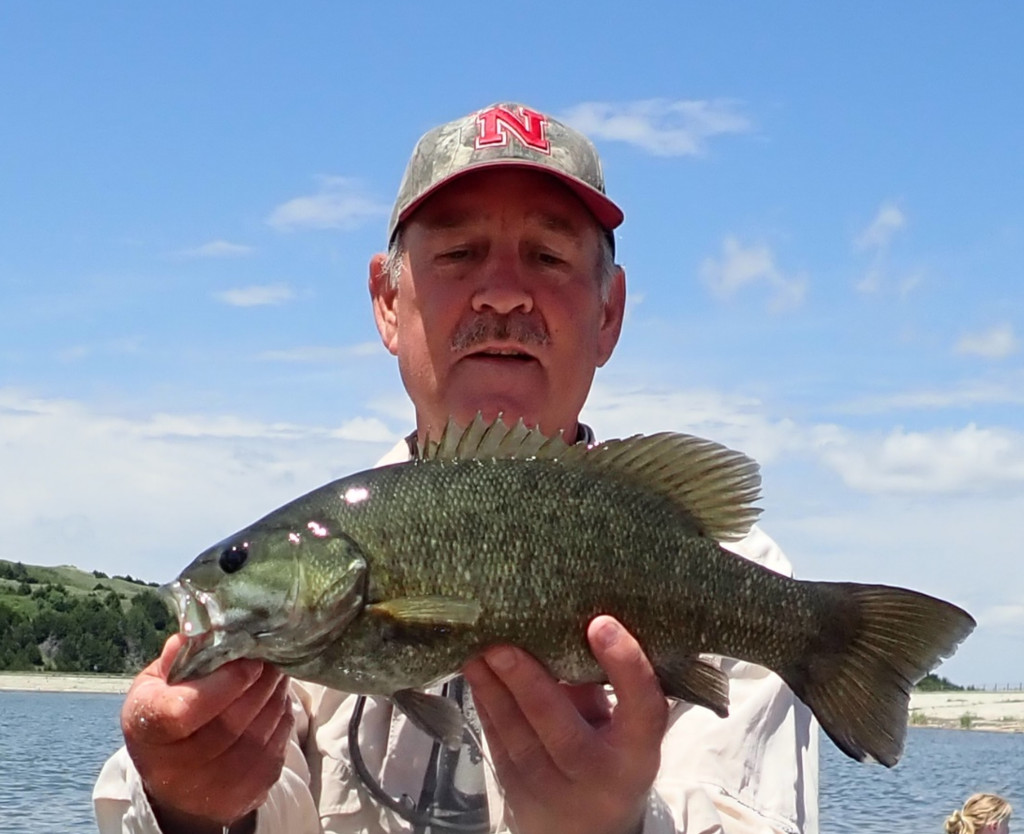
top-left (421, 413), bottom-right (572, 461)
top-left (561, 432), bottom-right (762, 542)
top-left (421, 416), bottom-right (761, 542)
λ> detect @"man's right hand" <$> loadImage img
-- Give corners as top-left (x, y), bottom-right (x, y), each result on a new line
top-left (121, 634), bottom-right (294, 834)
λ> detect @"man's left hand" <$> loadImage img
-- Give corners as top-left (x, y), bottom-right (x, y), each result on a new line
top-left (463, 616), bottom-right (668, 834)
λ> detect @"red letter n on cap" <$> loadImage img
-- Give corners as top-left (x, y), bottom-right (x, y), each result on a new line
top-left (475, 106), bottom-right (551, 154)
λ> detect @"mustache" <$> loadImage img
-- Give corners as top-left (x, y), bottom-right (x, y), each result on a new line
top-left (451, 312), bottom-right (550, 353)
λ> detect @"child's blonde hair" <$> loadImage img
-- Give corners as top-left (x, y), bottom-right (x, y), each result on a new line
top-left (944, 793), bottom-right (1012, 834)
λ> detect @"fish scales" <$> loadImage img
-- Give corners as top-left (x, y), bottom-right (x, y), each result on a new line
top-left (325, 457), bottom-right (813, 686)
top-left (163, 415), bottom-right (975, 767)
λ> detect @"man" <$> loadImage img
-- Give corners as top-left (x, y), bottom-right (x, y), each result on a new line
top-left (95, 102), bottom-right (818, 833)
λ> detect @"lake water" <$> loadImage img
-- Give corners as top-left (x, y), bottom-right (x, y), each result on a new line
top-left (0, 690), bottom-right (124, 833)
top-left (820, 725), bottom-right (1023, 832)
top-left (2, 690), bottom-right (1022, 832)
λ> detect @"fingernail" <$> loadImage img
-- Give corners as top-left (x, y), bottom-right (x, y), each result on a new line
top-left (487, 646), bottom-right (517, 673)
top-left (593, 618), bottom-right (620, 650)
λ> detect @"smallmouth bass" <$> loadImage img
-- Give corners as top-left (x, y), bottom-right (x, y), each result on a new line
top-left (163, 416), bottom-right (975, 766)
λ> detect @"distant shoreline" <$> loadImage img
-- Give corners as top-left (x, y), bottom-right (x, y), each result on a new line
top-left (2, 674), bottom-right (1022, 733)
top-left (908, 690), bottom-right (1024, 733)
top-left (0, 671), bottom-right (132, 694)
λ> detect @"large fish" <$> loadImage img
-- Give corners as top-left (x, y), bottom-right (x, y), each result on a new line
top-left (163, 416), bottom-right (974, 766)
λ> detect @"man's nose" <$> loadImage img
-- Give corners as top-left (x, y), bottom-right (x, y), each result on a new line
top-left (471, 255), bottom-right (534, 315)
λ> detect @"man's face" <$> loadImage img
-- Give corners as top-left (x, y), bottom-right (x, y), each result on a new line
top-left (370, 168), bottom-right (625, 442)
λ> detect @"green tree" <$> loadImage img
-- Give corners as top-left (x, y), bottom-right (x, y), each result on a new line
top-left (917, 673), bottom-right (963, 691)
top-left (0, 579), bottom-right (176, 673)
top-left (125, 590), bottom-right (176, 667)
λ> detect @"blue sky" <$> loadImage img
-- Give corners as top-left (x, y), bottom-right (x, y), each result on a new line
top-left (2, 3), bottom-right (1022, 685)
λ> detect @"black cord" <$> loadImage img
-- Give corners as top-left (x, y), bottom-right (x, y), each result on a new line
top-left (347, 694), bottom-right (490, 832)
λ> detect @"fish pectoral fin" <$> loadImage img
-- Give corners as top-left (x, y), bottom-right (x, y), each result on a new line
top-left (393, 688), bottom-right (466, 750)
top-left (367, 596), bottom-right (482, 628)
top-left (656, 657), bottom-right (730, 718)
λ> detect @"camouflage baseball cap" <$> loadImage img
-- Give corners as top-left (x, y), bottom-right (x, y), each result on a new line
top-left (387, 102), bottom-right (623, 244)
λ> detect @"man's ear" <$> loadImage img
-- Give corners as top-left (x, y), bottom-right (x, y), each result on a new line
top-left (369, 253), bottom-right (399, 356)
top-left (596, 266), bottom-right (626, 367)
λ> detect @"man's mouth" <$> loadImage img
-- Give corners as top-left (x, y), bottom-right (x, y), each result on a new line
top-left (464, 346), bottom-right (539, 362)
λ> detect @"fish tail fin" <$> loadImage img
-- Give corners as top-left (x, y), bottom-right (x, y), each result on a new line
top-left (780, 583), bottom-right (975, 767)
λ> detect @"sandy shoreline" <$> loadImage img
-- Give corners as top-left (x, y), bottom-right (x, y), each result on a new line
top-left (908, 690), bottom-right (1024, 732)
top-left (0, 671), bottom-right (132, 694)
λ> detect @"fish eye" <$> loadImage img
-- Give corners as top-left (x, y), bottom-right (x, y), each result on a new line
top-left (219, 543), bottom-right (249, 574)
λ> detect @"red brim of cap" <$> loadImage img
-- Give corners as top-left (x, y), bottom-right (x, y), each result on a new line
top-left (396, 159), bottom-right (624, 234)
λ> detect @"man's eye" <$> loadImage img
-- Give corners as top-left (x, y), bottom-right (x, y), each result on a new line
top-left (537, 252), bottom-right (566, 266)
top-left (440, 249), bottom-right (470, 261)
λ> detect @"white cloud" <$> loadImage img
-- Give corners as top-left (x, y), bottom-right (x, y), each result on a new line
top-left (585, 380), bottom-right (1024, 498)
top-left (177, 240), bottom-right (254, 258)
top-left (855, 203), bottom-right (905, 251)
top-left (266, 176), bottom-right (388, 231)
top-left (366, 393), bottom-right (417, 425)
top-left (0, 389), bottom-right (397, 581)
top-left (135, 413), bottom-right (312, 440)
top-left (582, 381), bottom-right (804, 465)
top-left (56, 345), bottom-right (90, 362)
top-left (559, 99), bottom-right (751, 156)
top-left (330, 417), bottom-right (396, 443)
top-left (836, 378), bottom-right (1024, 414)
top-left (55, 337), bottom-right (143, 363)
top-left (623, 291), bottom-right (645, 322)
top-left (896, 270), bottom-right (924, 298)
top-left (954, 323), bottom-right (1019, 359)
top-left (981, 604), bottom-right (1024, 628)
top-left (854, 202), bottom-right (913, 294)
top-left (215, 284), bottom-right (294, 307)
top-left (816, 423), bottom-right (1024, 494)
top-left (258, 343), bottom-right (384, 363)
top-left (699, 237), bottom-right (806, 310)
top-left (855, 264), bottom-right (883, 294)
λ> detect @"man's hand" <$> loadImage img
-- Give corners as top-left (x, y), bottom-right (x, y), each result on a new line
top-left (121, 634), bottom-right (294, 834)
top-left (463, 616), bottom-right (668, 834)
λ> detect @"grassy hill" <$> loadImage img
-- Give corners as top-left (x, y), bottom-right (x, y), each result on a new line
top-left (0, 559), bottom-right (160, 614)
top-left (0, 559), bottom-right (173, 673)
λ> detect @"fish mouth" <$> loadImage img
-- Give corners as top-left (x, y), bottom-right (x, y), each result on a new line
top-left (160, 579), bottom-right (244, 684)
top-left (161, 579), bottom-right (222, 639)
